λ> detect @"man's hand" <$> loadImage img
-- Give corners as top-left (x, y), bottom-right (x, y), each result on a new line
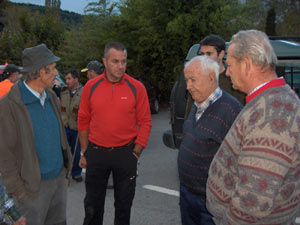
top-left (13, 216), bottom-right (26, 225)
top-left (79, 156), bottom-right (87, 168)
top-left (132, 144), bottom-right (144, 159)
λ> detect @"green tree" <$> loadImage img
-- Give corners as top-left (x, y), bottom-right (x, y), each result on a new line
top-left (266, 8), bottom-right (276, 36)
top-left (0, 6), bottom-right (66, 65)
top-left (84, 0), bottom-right (118, 16)
top-left (59, 0), bottom-right (117, 81)
top-left (112, 0), bottom-right (262, 101)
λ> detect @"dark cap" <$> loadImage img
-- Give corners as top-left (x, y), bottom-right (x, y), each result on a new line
top-left (81, 60), bottom-right (103, 74)
top-left (22, 43), bottom-right (60, 73)
top-left (4, 64), bottom-right (21, 75)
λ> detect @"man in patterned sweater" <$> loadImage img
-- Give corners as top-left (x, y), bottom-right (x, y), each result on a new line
top-left (206, 30), bottom-right (300, 224)
top-left (178, 55), bottom-right (242, 225)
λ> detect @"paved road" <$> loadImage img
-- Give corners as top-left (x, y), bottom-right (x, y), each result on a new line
top-left (67, 107), bottom-right (181, 225)
top-left (66, 107), bottom-right (300, 224)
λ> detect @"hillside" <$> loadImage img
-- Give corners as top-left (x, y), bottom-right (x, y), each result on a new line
top-left (11, 2), bottom-right (83, 26)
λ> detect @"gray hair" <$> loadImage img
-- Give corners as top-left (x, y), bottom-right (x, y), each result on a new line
top-left (185, 55), bottom-right (220, 82)
top-left (230, 30), bottom-right (277, 70)
top-left (22, 64), bottom-right (52, 81)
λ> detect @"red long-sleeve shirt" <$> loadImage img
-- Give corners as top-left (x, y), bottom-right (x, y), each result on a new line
top-left (78, 73), bottom-right (152, 147)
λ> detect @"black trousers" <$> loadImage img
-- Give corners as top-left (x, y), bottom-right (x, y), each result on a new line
top-left (83, 141), bottom-right (137, 225)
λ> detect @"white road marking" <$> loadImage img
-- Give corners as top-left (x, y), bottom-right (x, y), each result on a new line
top-left (144, 185), bottom-right (300, 223)
top-left (143, 185), bottom-right (179, 197)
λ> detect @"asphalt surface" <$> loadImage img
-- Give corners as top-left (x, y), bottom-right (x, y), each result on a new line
top-left (66, 107), bottom-right (300, 225)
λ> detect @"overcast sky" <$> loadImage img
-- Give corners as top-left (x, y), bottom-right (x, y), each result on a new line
top-left (10, 0), bottom-right (94, 14)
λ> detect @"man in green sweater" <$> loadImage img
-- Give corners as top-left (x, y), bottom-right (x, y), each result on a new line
top-left (0, 44), bottom-right (72, 225)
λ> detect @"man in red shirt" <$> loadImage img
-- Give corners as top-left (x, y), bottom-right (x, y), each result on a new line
top-left (78, 42), bottom-right (152, 225)
top-left (0, 64), bottom-right (21, 98)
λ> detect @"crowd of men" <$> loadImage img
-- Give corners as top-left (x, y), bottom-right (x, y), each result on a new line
top-left (0, 42), bottom-right (152, 225)
top-left (1, 29), bottom-right (300, 225)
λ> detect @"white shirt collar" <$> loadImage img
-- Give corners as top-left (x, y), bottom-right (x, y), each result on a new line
top-left (23, 81), bottom-right (47, 106)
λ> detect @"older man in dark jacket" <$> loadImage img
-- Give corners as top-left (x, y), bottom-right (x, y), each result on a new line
top-left (0, 44), bottom-right (72, 225)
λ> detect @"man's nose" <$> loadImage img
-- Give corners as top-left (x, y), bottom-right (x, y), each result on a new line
top-left (118, 62), bottom-right (125, 69)
top-left (225, 69), bottom-right (230, 77)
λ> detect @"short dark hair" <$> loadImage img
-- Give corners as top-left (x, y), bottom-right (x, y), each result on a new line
top-left (65, 69), bottom-right (79, 79)
top-left (200, 34), bottom-right (226, 55)
top-left (104, 42), bottom-right (127, 58)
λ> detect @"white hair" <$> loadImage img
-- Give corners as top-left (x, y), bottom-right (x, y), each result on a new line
top-left (185, 55), bottom-right (220, 82)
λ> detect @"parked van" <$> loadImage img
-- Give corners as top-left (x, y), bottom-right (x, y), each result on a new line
top-left (163, 39), bottom-right (300, 149)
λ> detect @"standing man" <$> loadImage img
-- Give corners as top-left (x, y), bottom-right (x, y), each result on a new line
top-left (207, 30), bottom-right (300, 224)
top-left (0, 43), bottom-right (72, 225)
top-left (81, 60), bottom-right (104, 80)
top-left (185, 35), bottom-right (245, 120)
top-left (61, 69), bottom-right (83, 182)
top-left (0, 64), bottom-right (21, 98)
top-left (178, 55), bottom-right (242, 225)
top-left (78, 42), bottom-right (152, 225)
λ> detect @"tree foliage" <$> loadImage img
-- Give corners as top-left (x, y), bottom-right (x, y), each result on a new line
top-left (0, 6), bottom-right (65, 65)
top-left (1, 0), bottom-right (299, 101)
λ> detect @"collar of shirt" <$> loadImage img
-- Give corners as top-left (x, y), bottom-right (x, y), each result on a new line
top-left (23, 80), bottom-right (47, 106)
top-left (194, 87), bottom-right (222, 121)
top-left (69, 84), bottom-right (82, 97)
top-left (246, 77), bottom-right (286, 104)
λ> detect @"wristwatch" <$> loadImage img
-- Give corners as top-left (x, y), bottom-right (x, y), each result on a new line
top-left (80, 151), bottom-right (85, 157)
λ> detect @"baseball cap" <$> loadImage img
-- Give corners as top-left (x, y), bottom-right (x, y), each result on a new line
top-left (81, 60), bottom-right (103, 74)
top-left (4, 64), bottom-right (21, 75)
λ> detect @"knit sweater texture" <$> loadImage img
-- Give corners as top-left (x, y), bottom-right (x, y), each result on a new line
top-left (206, 84), bottom-right (300, 225)
top-left (178, 91), bottom-right (242, 196)
top-left (19, 81), bottom-right (63, 179)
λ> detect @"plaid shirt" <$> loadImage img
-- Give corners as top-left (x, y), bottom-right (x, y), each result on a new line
top-left (194, 87), bottom-right (222, 121)
top-left (0, 176), bottom-right (21, 224)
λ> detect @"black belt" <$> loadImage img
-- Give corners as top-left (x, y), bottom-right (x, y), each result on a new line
top-left (91, 138), bottom-right (135, 151)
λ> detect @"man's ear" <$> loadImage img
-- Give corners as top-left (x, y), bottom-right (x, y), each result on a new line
top-left (209, 72), bottom-right (216, 82)
top-left (244, 58), bottom-right (251, 77)
top-left (38, 67), bottom-right (45, 77)
top-left (219, 50), bottom-right (225, 60)
top-left (102, 58), bottom-right (106, 68)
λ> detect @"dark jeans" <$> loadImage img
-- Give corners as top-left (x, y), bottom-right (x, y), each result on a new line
top-left (179, 185), bottom-right (215, 225)
top-left (83, 141), bottom-right (137, 225)
top-left (65, 127), bottom-right (82, 178)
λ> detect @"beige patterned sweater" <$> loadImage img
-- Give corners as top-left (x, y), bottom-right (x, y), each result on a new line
top-left (207, 79), bottom-right (300, 225)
